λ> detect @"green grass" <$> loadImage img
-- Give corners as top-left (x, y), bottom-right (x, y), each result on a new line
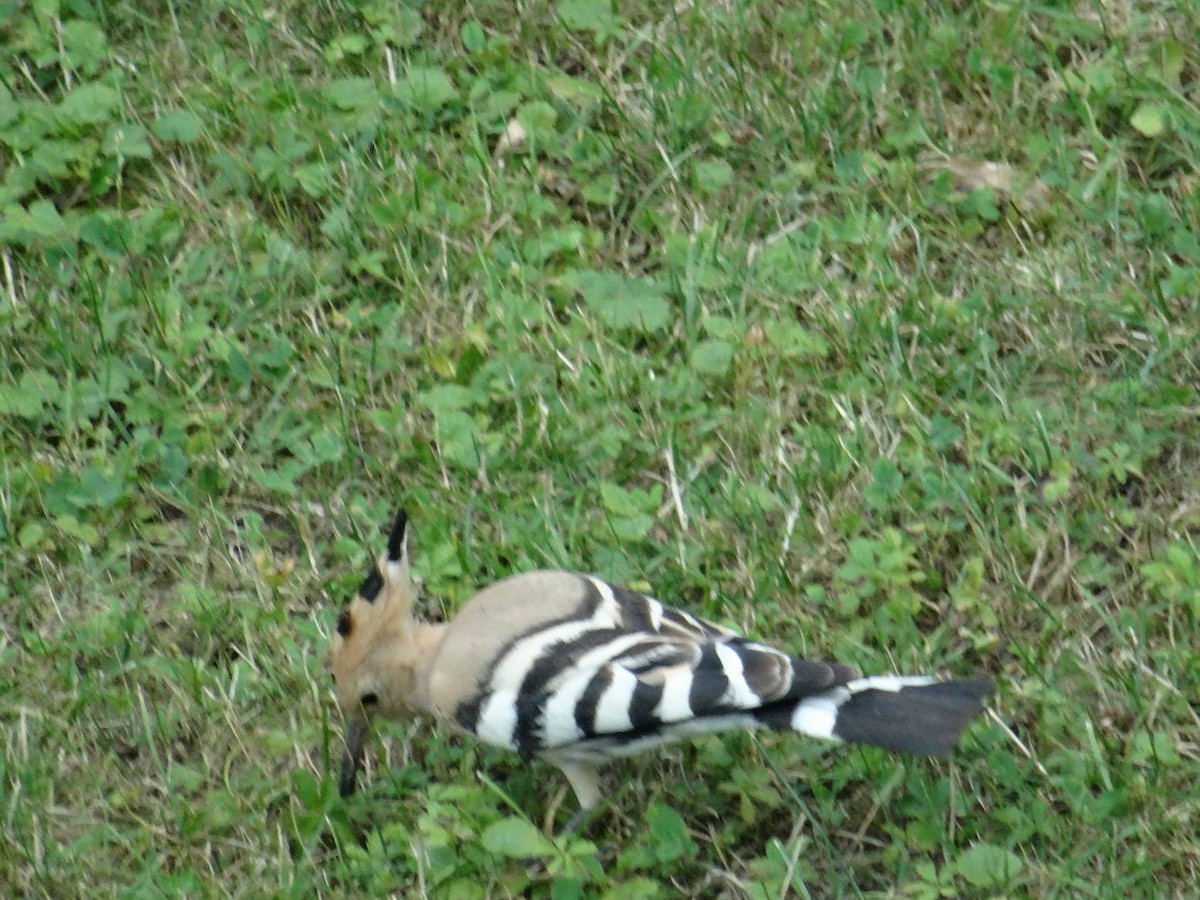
top-left (2, 0), bottom-right (1198, 896)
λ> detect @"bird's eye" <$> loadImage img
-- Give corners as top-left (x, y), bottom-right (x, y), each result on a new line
top-left (336, 610), bottom-right (352, 636)
top-left (361, 692), bottom-right (379, 708)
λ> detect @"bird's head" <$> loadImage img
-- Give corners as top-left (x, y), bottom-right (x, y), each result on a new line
top-left (330, 509), bottom-right (421, 797)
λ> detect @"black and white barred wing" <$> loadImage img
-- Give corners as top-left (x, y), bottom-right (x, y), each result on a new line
top-left (535, 630), bottom-right (864, 760)
top-left (451, 574), bottom-right (854, 756)
top-left (451, 576), bottom-right (747, 752)
top-left (540, 624), bottom-right (991, 763)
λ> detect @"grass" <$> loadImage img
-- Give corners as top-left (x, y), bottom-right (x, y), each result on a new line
top-left (2, 0), bottom-right (1198, 896)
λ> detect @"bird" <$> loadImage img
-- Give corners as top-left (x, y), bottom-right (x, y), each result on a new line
top-left (331, 508), bottom-right (994, 833)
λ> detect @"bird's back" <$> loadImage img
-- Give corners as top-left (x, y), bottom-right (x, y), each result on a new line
top-left (426, 571), bottom-right (860, 757)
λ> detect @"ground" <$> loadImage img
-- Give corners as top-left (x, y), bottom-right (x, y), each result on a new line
top-left (2, 1), bottom-right (1198, 897)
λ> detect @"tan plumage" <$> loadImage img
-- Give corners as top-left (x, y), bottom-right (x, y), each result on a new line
top-left (331, 509), bottom-right (994, 829)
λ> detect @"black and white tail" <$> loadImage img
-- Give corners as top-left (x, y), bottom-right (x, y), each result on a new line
top-left (756, 675), bottom-right (994, 755)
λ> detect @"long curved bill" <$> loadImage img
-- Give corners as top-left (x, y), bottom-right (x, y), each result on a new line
top-left (338, 717), bottom-right (369, 797)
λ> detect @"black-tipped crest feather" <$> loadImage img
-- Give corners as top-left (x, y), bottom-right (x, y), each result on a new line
top-left (355, 509), bottom-right (407, 603)
top-left (358, 567), bottom-right (384, 602)
top-left (387, 509), bottom-right (408, 563)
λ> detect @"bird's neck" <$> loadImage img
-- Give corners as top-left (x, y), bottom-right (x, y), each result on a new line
top-left (407, 620), bottom-right (449, 715)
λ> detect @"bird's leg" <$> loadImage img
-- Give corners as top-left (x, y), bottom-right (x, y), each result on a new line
top-left (551, 759), bottom-right (603, 839)
top-left (557, 804), bottom-right (599, 839)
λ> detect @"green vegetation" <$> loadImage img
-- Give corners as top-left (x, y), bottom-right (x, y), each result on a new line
top-left (2, 0), bottom-right (1198, 896)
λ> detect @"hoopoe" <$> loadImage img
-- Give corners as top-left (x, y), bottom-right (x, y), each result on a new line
top-left (332, 509), bottom-right (994, 831)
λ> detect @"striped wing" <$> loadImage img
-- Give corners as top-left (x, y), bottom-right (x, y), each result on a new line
top-left (455, 575), bottom-right (855, 758)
